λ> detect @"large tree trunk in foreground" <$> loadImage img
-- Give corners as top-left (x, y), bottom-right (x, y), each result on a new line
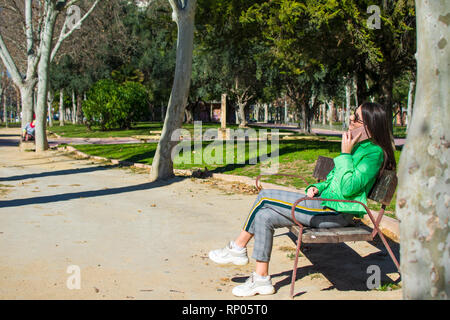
top-left (397, 0), bottom-right (449, 300)
top-left (150, 0), bottom-right (196, 181)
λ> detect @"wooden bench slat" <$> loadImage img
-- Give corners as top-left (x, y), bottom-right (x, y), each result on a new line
top-left (312, 156), bottom-right (335, 181)
top-left (289, 226), bottom-right (373, 244)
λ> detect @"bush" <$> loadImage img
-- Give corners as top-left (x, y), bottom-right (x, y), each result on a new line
top-left (83, 79), bottom-right (149, 130)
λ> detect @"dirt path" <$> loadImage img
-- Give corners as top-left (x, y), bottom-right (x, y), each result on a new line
top-left (0, 128), bottom-right (401, 300)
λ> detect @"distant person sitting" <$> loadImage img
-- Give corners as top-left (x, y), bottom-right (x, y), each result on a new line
top-left (22, 117), bottom-right (36, 142)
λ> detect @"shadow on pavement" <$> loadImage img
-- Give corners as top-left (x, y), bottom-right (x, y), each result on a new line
top-left (0, 134), bottom-right (20, 137)
top-left (231, 231), bottom-right (400, 295)
top-left (0, 175), bottom-right (187, 208)
top-left (0, 164), bottom-right (122, 182)
top-left (282, 232), bottom-right (399, 295)
top-left (0, 138), bottom-right (19, 147)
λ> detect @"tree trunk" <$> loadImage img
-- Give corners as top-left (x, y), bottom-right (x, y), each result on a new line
top-left (299, 104), bottom-right (306, 132)
top-left (327, 100), bottom-right (335, 126)
top-left (2, 91), bottom-right (7, 128)
top-left (355, 72), bottom-right (366, 105)
top-left (72, 90), bottom-right (77, 124)
top-left (149, 0), bottom-right (196, 182)
top-left (47, 89), bottom-right (54, 127)
top-left (19, 84), bottom-right (35, 129)
top-left (264, 103), bottom-right (268, 123)
top-left (284, 99), bottom-right (288, 124)
top-left (59, 89), bottom-right (65, 126)
top-left (345, 80), bottom-right (352, 130)
top-left (397, 0), bottom-right (449, 300)
top-left (34, 3), bottom-right (59, 152)
top-left (322, 104), bottom-right (326, 125)
top-left (237, 102), bottom-right (247, 127)
top-left (380, 72), bottom-right (394, 132)
top-left (15, 86), bottom-right (21, 122)
top-left (255, 103), bottom-right (260, 122)
top-left (406, 79), bottom-right (415, 130)
top-left (76, 93), bottom-right (83, 124)
top-left (184, 104), bottom-right (193, 123)
top-left (0, 78), bottom-right (3, 124)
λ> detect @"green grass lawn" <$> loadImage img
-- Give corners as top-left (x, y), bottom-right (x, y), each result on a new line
top-left (393, 126), bottom-right (407, 138)
top-left (49, 122), bottom-right (247, 138)
top-left (48, 122), bottom-right (344, 140)
top-left (73, 138), bottom-right (401, 218)
top-left (0, 122), bottom-right (21, 128)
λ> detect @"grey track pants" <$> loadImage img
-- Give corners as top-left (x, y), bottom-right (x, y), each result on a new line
top-left (243, 189), bottom-right (354, 262)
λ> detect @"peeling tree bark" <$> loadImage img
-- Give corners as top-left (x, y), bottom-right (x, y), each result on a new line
top-left (397, 0), bottom-right (449, 300)
top-left (406, 79), bottom-right (415, 130)
top-left (149, 0), bottom-right (196, 181)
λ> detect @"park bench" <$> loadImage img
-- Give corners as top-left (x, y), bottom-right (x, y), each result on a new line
top-left (255, 155), bottom-right (400, 298)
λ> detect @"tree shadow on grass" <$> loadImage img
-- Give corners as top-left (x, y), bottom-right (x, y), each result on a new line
top-left (0, 175), bottom-right (187, 208)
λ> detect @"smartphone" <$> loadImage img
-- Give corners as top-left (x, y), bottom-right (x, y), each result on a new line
top-left (349, 126), bottom-right (370, 143)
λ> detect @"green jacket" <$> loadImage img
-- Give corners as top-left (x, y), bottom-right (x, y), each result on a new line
top-left (305, 140), bottom-right (384, 218)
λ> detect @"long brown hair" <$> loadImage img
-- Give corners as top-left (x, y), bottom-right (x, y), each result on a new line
top-left (360, 102), bottom-right (396, 172)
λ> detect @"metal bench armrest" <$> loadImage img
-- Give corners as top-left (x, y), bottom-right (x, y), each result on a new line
top-left (290, 196), bottom-right (374, 229)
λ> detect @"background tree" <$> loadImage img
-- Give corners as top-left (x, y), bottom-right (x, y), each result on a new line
top-left (305, 0), bottom-right (416, 129)
top-left (0, 0), bottom-right (100, 151)
top-left (149, 0), bottom-right (197, 182)
top-left (195, 0), bottom-right (269, 127)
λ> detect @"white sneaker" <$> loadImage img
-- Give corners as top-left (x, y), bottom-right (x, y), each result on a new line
top-left (208, 241), bottom-right (249, 266)
top-left (232, 272), bottom-right (275, 297)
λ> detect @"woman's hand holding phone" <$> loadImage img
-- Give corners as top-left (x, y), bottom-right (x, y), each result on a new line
top-left (341, 130), bottom-right (362, 154)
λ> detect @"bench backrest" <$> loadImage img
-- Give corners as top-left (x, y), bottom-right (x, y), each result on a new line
top-left (313, 156), bottom-right (397, 206)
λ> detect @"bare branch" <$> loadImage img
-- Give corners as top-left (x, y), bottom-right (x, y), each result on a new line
top-left (25, 0), bottom-right (33, 54)
top-left (0, 32), bottom-right (23, 86)
top-left (50, 0), bottom-right (100, 61)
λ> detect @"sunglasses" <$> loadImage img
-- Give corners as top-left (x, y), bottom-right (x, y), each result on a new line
top-left (352, 109), bottom-right (364, 124)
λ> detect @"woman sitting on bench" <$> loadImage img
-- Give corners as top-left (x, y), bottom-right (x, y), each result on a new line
top-left (208, 101), bottom-right (396, 297)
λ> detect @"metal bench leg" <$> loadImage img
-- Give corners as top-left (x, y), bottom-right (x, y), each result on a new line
top-left (366, 208), bottom-right (400, 272)
top-left (370, 219), bottom-right (400, 272)
top-left (290, 224), bottom-right (304, 299)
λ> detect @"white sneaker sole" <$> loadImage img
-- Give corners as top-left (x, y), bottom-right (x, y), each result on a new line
top-left (208, 251), bottom-right (249, 266)
top-left (232, 285), bottom-right (276, 297)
